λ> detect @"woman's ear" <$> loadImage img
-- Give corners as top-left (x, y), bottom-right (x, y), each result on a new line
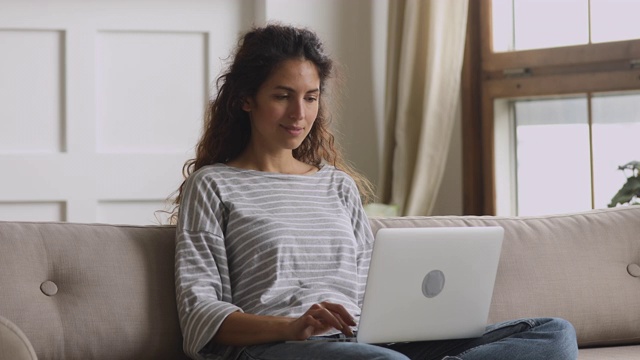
top-left (242, 97), bottom-right (252, 112)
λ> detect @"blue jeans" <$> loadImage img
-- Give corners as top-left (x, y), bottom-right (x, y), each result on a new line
top-left (237, 318), bottom-right (578, 360)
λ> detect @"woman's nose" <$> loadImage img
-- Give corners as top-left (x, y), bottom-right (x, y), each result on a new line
top-left (289, 99), bottom-right (304, 120)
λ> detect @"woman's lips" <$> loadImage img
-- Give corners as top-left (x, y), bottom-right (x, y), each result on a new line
top-left (281, 124), bottom-right (304, 136)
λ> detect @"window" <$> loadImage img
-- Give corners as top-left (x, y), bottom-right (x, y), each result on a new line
top-left (462, 0), bottom-right (640, 215)
top-left (491, 0), bottom-right (640, 52)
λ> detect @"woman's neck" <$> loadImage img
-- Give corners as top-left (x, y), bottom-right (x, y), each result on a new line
top-left (227, 147), bottom-right (317, 175)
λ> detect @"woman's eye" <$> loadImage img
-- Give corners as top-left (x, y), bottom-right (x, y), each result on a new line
top-left (305, 97), bottom-right (318, 102)
top-left (274, 94), bottom-right (289, 100)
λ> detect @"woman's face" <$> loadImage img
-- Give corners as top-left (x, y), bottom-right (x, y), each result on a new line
top-left (243, 58), bottom-right (321, 154)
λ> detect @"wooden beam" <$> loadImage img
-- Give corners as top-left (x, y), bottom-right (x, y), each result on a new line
top-left (461, 0), bottom-right (486, 215)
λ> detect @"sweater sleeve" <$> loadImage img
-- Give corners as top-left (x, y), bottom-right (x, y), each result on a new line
top-left (174, 171), bottom-right (242, 359)
top-left (342, 176), bottom-right (375, 310)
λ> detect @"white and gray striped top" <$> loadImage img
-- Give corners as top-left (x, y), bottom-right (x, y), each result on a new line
top-left (175, 163), bottom-right (374, 360)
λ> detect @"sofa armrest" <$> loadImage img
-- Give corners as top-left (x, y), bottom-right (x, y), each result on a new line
top-left (0, 315), bottom-right (38, 360)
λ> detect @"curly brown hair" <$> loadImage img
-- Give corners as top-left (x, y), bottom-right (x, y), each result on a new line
top-left (170, 24), bottom-right (373, 222)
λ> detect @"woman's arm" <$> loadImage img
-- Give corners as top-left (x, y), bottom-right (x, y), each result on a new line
top-left (213, 302), bottom-right (357, 346)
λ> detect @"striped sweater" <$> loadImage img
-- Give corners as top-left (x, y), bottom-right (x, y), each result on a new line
top-left (175, 163), bottom-right (374, 359)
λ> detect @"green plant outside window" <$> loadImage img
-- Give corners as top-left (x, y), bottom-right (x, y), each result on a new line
top-left (609, 161), bottom-right (640, 207)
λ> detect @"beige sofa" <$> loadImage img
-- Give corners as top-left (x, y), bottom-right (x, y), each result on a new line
top-left (1, 206), bottom-right (639, 359)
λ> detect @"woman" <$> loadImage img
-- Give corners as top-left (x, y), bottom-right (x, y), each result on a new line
top-left (173, 24), bottom-right (578, 360)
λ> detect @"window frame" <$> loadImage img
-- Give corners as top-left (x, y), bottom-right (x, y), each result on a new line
top-left (462, 0), bottom-right (640, 215)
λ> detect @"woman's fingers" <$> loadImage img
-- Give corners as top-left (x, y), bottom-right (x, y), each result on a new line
top-left (306, 302), bottom-right (355, 337)
top-left (319, 302), bottom-right (357, 326)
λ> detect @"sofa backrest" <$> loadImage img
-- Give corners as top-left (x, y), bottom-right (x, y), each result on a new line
top-left (369, 206), bottom-right (640, 348)
top-left (0, 222), bottom-right (189, 360)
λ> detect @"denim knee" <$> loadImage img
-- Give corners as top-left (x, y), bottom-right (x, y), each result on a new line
top-left (452, 317), bottom-right (578, 360)
top-left (541, 318), bottom-right (578, 360)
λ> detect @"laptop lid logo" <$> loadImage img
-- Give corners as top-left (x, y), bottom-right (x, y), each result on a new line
top-left (422, 270), bottom-right (445, 298)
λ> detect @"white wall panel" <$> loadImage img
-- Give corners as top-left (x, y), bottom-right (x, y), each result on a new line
top-left (0, 30), bottom-right (64, 153)
top-left (0, 0), bottom-right (249, 224)
top-left (95, 154), bottom-right (185, 200)
top-left (97, 200), bottom-right (170, 225)
top-left (0, 202), bottom-right (66, 222)
top-left (95, 31), bottom-right (206, 153)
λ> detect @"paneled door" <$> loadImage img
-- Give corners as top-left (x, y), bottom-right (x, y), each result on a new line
top-left (0, 0), bottom-right (249, 224)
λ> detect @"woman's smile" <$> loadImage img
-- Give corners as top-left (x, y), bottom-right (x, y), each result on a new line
top-left (281, 124), bottom-right (305, 136)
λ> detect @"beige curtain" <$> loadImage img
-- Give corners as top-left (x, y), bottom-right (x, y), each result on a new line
top-left (379, 0), bottom-right (468, 216)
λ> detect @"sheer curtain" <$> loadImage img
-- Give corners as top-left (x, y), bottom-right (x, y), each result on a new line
top-left (378, 0), bottom-right (468, 216)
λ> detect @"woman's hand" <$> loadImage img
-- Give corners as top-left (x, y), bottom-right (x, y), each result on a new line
top-left (287, 302), bottom-right (357, 340)
top-left (212, 302), bottom-right (357, 346)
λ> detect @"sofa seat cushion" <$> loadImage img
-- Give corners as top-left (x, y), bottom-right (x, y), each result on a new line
top-left (579, 345), bottom-right (640, 359)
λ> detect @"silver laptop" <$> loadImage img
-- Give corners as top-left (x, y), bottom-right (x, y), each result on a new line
top-left (327, 226), bottom-right (503, 344)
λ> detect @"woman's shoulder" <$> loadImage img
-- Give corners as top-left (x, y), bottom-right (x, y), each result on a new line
top-left (319, 164), bottom-right (358, 190)
top-left (188, 163), bottom-right (222, 181)
top-left (184, 163), bottom-right (238, 190)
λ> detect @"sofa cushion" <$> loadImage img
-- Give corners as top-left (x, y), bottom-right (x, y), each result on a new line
top-left (0, 222), bottom-right (189, 360)
top-left (369, 206), bottom-right (640, 348)
top-left (0, 315), bottom-right (37, 360)
top-left (579, 345), bottom-right (640, 359)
